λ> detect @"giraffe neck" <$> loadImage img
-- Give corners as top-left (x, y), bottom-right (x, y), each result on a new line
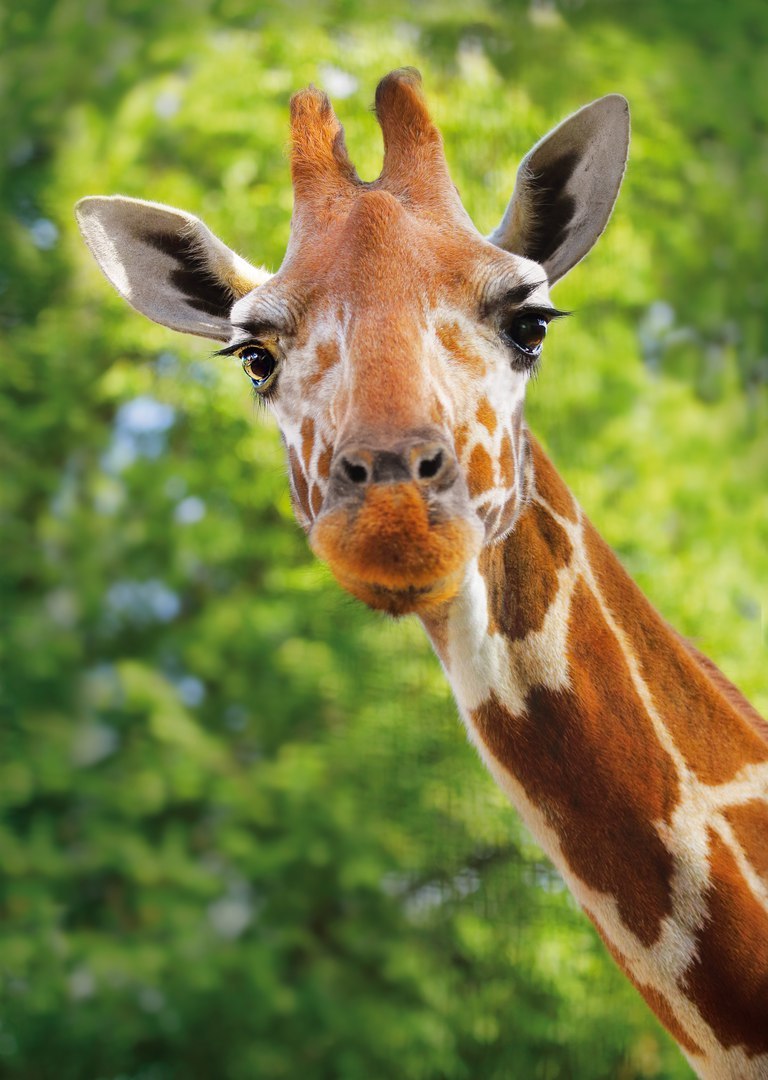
top-left (423, 435), bottom-right (768, 1079)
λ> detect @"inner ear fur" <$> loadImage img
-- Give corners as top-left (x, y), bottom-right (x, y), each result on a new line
top-left (75, 196), bottom-right (270, 342)
top-left (489, 95), bottom-right (630, 286)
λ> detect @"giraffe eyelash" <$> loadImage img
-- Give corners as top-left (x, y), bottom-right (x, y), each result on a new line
top-left (511, 305), bottom-right (572, 323)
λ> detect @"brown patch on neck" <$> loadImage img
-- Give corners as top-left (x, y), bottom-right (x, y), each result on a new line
top-left (584, 521), bottom-right (768, 784)
top-left (472, 577), bottom-right (679, 947)
top-left (682, 829), bottom-right (768, 1055)
top-left (480, 500), bottom-right (572, 642)
top-left (677, 633), bottom-right (768, 745)
top-left (723, 801), bottom-right (768, 885)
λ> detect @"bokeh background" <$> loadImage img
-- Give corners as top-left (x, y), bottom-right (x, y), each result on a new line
top-left (1, 1), bottom-right (767, 1077)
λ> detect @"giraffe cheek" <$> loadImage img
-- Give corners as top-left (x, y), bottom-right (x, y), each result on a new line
top-left (467, 444), bottom-right (494, 499)
top-left (288, 448), bottom-right (312, 526)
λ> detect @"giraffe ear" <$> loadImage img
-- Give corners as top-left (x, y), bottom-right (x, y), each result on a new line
top-left (488, 95), bottom-right (630, 286)
top-left (75, 196), bottom-right (271, 342)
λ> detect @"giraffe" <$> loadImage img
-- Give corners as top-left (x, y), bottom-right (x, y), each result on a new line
top-left (76, 69), bottom-right (768, 1078)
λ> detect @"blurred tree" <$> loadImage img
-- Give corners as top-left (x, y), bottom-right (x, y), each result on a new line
top-left (0, 2), bottom-right (765, 1078)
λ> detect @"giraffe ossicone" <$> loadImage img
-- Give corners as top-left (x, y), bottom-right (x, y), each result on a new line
top-left (76, 68), bottom-right (768, 1078)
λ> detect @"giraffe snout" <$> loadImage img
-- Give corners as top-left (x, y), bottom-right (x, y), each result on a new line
top-left (311, 429), bottom-right (481, 616)
top-left (328, 432), bottom-right (459, 504)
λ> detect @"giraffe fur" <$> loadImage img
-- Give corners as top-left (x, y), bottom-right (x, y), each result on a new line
top-left (76, 69), bottom-right (768, 1077)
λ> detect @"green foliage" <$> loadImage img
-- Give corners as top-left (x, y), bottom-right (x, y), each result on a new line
top-left (1, 2), bottom-right (766, 1077)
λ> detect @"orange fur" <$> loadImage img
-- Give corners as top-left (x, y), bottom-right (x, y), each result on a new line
top-left (682, 831), bottom-right (768, 1055)
top-left (374, 68), bottom-right (457, 215)
top-left (498, 432), bottom-right (515, 489)
top-left (436, 322), bottom-right (488, 377)
top-left (584, 519), bottom-right (768, 784)
top-left (300, 416), bottom-right (315, 473)
top-left (468, 441), bottom-right (768, 1056)
top-left (290, 87), bottom-right (357, 201)
top-left (310, 482), bottom-right (481, 615)
top-left (476, 397), bottom-right (498, 435)
top-left (317, 443), bottom-right (333, 481)
top-left (724, 801), bottom-right (768, 883)
top-left (303, 339), bottom-right (341, 392)
top-left (467, 443), bottom-right (494, 498)
top-left (251, 73), bottom-right (768, 1069)
top-left (83, 67), bottom-right (768, 1073)
top-left (288, 446), bottom-right (311, 523)
top-left (595, 935), bottom-right (705, 1057)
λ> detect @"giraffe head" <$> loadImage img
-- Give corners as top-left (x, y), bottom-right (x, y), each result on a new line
top-left (76, 70), bottom-right (629, 616)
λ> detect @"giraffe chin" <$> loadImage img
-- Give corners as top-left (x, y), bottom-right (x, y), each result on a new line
top-left (328, 571), bottom-right (467, 616)
top-left (310, 483), bottom-right (482, 616)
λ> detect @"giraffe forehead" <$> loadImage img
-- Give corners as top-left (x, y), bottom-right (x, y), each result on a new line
top-left (286, 187), bottom-right (544, 305)
top-left (279, 189), bottom-right (442, 301)
top-left (232, 187), bottom-right (549, 357)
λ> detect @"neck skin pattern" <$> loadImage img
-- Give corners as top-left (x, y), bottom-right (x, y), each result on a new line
top-left (422, 433), bottom-right (768, 1080)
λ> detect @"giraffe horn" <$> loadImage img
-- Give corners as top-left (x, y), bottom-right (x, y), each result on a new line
top-left (374, 68), bottom-right (463, 214)
top-left (289, 86), bottom-right (358, 208)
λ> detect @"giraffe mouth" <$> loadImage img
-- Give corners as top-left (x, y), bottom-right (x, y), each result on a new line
top-left (310, 482), bottom-right (482, 616)
top-left (328, 573), bottom-right (467, 616)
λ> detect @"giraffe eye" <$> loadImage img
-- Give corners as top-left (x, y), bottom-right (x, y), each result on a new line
top-left (236, 344), bottom-right (278, 391)
top-left (506, 315), bottom-right (548, 358)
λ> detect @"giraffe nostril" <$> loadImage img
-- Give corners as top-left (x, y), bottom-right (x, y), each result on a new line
top-left (418, 450), bottom-right (443, 480)
top-left (342, 458), bottom-right (369, 485)
top-left (331, 435), bottom-right (456, 497)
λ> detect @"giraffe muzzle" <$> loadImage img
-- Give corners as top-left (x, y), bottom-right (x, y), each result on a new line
top-left (311, 431), bottom-right (482, 615)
